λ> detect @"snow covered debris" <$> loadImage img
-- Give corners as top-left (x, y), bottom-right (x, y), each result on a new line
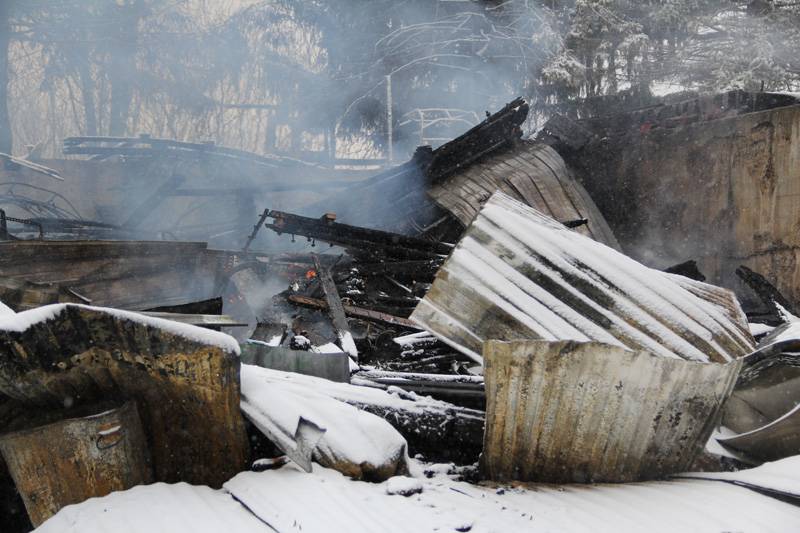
top-left (240, 365), bottom-right (485, 464)
top-left (240, 364), bottom-right (409, 480)
top-left (411, 191), bottom-right (754, 364)
top-left (386, 475), bottom-right (424, 496)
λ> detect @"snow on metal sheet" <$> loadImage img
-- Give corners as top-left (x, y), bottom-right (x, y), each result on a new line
top-left (223, 463), bottom-right (800, 533)
top-left (411, 191), bottom-right (755, 364)
top-left (481, 340), bottom-right (741, 483)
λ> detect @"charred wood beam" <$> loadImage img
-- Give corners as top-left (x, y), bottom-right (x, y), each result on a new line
top-left (243, 209), bottom-right (270, 252)
top-left (426, 97), bottom-right (528, 183)
top-left (355, 369), bottom-right (485, 404)
top-left (145, 297), bottom-right (223, 315)
top-left (354, 260), bottom-right (439, 280)
top-left (313, 254), bottom-right (357, 360)
top-left (287, 294), bottom-right (421, 330)
top-left (736, 265), bottom-right (797, 321)
top-left (264, 209), bottom-right (452, 260)
top-left (342, 384), bottom-right (485, 464)
top-left (562, 218), bottom-right (589, 229)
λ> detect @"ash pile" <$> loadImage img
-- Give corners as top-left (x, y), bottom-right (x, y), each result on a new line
top-left (3, 94), bottom-right (800, 532)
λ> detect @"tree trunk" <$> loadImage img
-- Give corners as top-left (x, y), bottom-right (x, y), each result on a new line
top-left (108, 1), bottom-right (141, 136)
top-left (0, 3), bottom-right (12, 154)
top-left (77, 54), bottom-right (97, 136)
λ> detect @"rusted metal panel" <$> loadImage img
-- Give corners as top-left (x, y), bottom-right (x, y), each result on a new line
top-left (411, 191), bottom-right (755, 364)
top-left (481, 340), bottom-right (741, 483)
top-left (0, 304), bottom-right (249, 488)
top-left (0, 401), bottom-right (152, 526)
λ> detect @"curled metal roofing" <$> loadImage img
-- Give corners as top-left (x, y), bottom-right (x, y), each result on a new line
top-left (411, 191), bottom-right (754, 364)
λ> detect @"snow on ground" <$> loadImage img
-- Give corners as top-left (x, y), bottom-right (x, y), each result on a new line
top-left (678, 455), bottom-right (800, 497)
top-left (35, 482), bottom-right (267, 533)
top-left (0, 303), bottom-right (240, 354)
top-left (38, 458), bottom-right (800, 532)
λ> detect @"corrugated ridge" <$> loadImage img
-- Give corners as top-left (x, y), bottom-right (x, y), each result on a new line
top-left (481, 340), bottom-right (742, 483)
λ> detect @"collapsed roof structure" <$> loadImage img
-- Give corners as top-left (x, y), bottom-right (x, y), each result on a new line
top-left (2, 92), bottom-right (800, 532)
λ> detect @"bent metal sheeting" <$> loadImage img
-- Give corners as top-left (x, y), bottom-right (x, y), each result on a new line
top-left (411, 191), bottom-right (754, 364)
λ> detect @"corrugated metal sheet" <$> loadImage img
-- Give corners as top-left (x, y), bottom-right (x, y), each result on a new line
top-left (718, 404), bottom-right (800, 463)
top-left (718, 336), bottom-right (800, 462)
top-left (428, 142), bottom-right (619, 248)
top-left (411, 191), bottom-right (755, 364)
top-left (481, 340), bottom-right (741, 483)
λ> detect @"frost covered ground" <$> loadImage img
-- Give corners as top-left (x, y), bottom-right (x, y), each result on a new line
top-left (36, 456), bottom-right (800, 532)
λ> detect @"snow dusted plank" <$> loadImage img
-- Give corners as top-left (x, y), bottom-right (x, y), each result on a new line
top-left (223, 462), bottom-right (800, 533)
top-left (35, 483), bottom-right (269, 533)
top-left (411, 191), bottom-right (755, 364)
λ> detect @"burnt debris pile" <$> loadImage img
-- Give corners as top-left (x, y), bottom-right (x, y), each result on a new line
top-left (3, 93), bottom-right (800, 531)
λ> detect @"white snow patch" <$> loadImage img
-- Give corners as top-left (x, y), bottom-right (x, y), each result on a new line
top-left (0, 303), bottom-right (240, 354)
top-left (311, 342), bottom-right (343, 354)
top-left (36, 459), bottom-right (800, 533)
top-left (749, 322), bottom-right (775, 336)
top-left (0, 300), bottom-right (14, 316)
top-left (386, 475), bottom-right (423, 496)
top-left (339, 331), bottom-right (358, 360)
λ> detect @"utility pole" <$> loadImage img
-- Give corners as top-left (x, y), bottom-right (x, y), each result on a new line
top-left (386, 74), bottom-right (393, 164)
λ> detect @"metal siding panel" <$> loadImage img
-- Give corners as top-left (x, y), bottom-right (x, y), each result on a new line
top-left (481, 340), bottom-right (742, 483)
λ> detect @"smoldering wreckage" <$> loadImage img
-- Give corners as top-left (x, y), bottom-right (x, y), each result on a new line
top-left (2, 92), bottom-right (800, 532)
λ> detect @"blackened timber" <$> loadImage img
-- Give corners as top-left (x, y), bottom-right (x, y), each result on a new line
top-left (287, 294), bottom-right (421, 330)
top-left (265, 209), bottom-right (452, 260)
top-left (425, 97), bottom-right (528, 183)
top-left (736, 265), bottom-right (797, 325)
top-left (356, 260), bottom-right (440, 281)
top-left (243, 209), bottom-right (270, 252)
top-left (313, 254), bottom-right (357, 360)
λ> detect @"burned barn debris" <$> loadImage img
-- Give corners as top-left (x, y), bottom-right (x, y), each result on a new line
top-left (2, 92), bottom-right (800, 531)
top-left (411, 191), bottom-right (752, 482)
